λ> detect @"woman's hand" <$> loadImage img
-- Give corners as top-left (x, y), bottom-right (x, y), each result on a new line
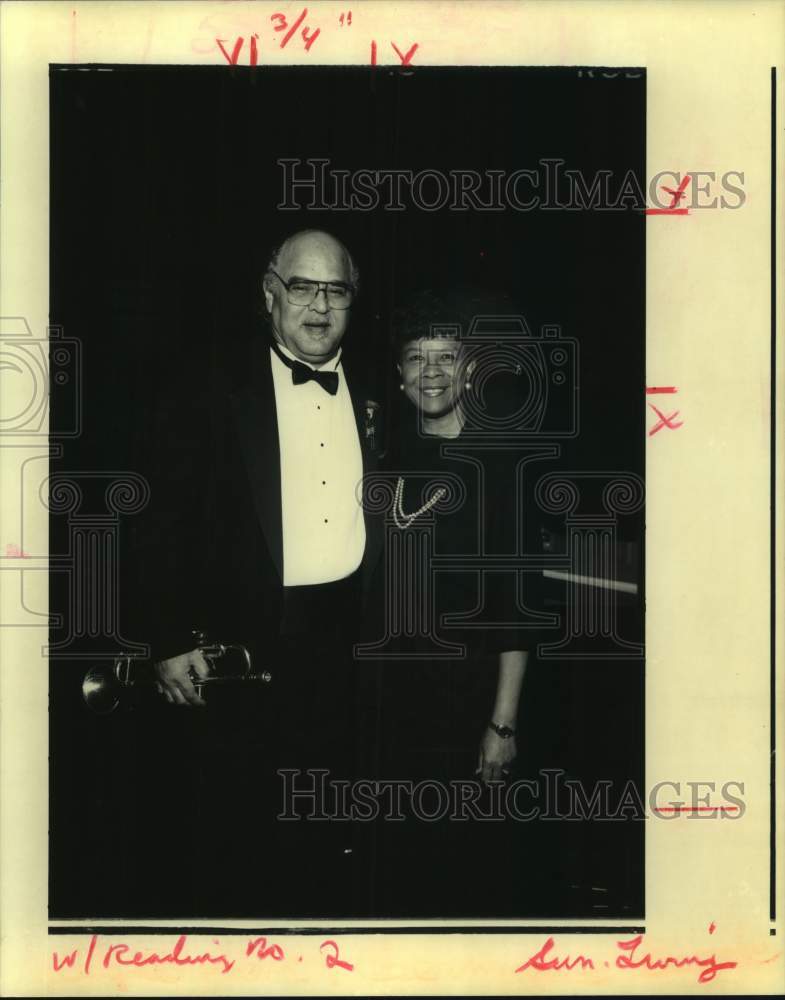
top-left (476, 726), bottom-right (517, 784)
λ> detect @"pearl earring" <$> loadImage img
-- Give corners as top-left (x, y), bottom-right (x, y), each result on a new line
top-left (399, 383), bottom-right (404, 391)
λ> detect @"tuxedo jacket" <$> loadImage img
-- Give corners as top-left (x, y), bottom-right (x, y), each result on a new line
top-left (131, 337), bottom-right (384, 665)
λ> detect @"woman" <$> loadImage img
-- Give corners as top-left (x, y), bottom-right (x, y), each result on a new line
top-left (365, 289), bottom-right (541, 914)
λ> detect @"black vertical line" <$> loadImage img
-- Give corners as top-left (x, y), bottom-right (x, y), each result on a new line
top-left (771, 64), bottom-right (777, 924)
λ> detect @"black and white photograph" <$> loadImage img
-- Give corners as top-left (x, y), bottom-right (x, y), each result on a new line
top-left (47, 62), bottom-right (646, 922)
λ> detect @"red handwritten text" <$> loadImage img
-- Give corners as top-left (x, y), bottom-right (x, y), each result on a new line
top-left (271, 8), bottom-right (321, 52)
top-left (216, 36), bottom-right (246, 65)
top-left (52, 949), bottom-right (79, 972)
top-left (320, 939), bottom-right (354, 972)
top-left (648, 402), bottom-right (683, 436)
top-left (615, 934), bottom-right (737, 984)
top-left (52, 934), bottom-right (352, 978)
top-left (370, 40), bottom-right (419, 66)
top-left (515, 931), bottom-right (738, 985)
top-left (645, 174), bottom-right (691, 215)
top-left (246, 936), bottom-right (286, 961)
top-left (515, 937), bottom-right (595, 973)
top-left (101, 934), bottom-right (234, 975)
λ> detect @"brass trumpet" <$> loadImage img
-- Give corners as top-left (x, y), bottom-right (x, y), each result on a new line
top-left (82, 629), bottom-right (272, 714)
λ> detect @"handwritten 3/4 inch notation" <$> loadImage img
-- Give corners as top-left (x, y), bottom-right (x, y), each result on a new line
top-left (211, 6), bottom-right (418, 66)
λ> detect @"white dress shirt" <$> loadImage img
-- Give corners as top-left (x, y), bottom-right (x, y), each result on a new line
top-left (270, 343), bottom-right (365, 586)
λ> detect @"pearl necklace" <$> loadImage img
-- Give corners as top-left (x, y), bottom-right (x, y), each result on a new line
top-left (392, 476), bottom-right (446, 529)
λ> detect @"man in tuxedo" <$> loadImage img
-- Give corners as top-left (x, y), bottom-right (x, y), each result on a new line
top-left (135, 229), bottom-right (381, 914)
top-left (152, 230), bottom-right (368, 695)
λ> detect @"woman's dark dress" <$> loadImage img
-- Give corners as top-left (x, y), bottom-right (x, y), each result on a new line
top-left (363, 413), bottom-right (542, 916)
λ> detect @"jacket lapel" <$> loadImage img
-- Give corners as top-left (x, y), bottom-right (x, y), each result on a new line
top-left (341, 356), bottom-right (382, 471)
top-left (229, 343), bottom-right (283, 581)
top-left (228, 345), bottom-right (384, 592)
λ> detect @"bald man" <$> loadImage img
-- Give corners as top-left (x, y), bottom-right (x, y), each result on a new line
top-left (137, 230), bottom-right (381, 914)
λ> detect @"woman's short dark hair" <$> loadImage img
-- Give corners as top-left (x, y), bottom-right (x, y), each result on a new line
top-left (391, 288), bottom-right (467, 357)
top-left (391, 286), bottom-right (521, 357)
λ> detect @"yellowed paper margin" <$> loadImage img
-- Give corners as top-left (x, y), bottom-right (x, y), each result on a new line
top-left (1, 0), bottom-right (783, 995)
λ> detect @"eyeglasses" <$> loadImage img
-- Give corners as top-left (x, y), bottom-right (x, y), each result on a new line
top-left (269, 269), bottom-right (355, 310)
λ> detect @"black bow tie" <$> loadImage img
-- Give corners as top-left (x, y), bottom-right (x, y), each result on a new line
top-left (271, 339), bottom-right (340, 396)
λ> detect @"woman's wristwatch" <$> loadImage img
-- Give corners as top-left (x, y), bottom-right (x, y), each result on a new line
top-left (488, 721), bottom-right (516, 739)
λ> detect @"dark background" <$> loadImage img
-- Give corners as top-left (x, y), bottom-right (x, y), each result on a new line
top-left (49, 65), bottom-right (645, 919)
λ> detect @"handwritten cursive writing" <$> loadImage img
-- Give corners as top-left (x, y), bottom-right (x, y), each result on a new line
top-left (515, 937), bottom-right (594, 972)
top-left (102, 934), bottom-right (235, 975)
top-left (53, 934), bottom-right (236, 975)
top-left (246, 936), bottom-right (285, 962)
top-left (515, 932), bottom-right (738, 985)
top-left (615, 934), bottom-right (737, 984)
top-left (52, 933), bottom-right (356, 977)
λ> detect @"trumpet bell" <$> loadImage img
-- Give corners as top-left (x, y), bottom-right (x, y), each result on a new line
top-left (82, 663), bottom-right (125, 715)
top-left (82, 656), bottom-right (150, 715)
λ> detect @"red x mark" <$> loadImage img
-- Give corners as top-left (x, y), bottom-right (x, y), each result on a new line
top-left (645, 174), bottom-right (691, 215)
top-left (663, 175), bottom-right (691, 208)
top-left (648, 402), bottom-right (683, 435)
